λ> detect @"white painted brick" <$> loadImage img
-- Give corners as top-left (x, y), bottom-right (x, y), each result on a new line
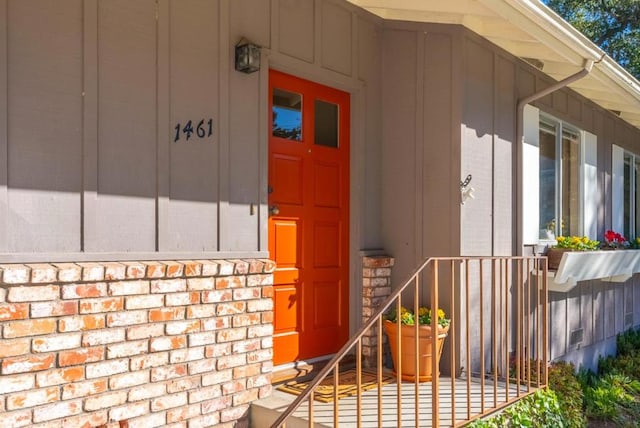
top-left (86, 359), bottom-right (129, 379)
top-left (151, 279), bottom-right (186, 293)
top-left (33, 333), bottom-right (82, 353)
top-left (84, 391), bottom-right (128, 411)
top-left (151, 392), bottom-right (187, 411)
top-left (169, 346), bottom-right (204, 364)
top-left (125, 294), bottom-right (164, 309)
top-left (108, 280), bottom-right (150, 296)
top-left (0, 373), bottom-right (35, 394)
top-left (128, 383), bottom-right (166, 401)
top-left (106, 340), bottom-right (148, 359)
top-left (109, 370), bottom-right (150, 390)
top-left (109, 401), bottom-right (148, 421)
top-left (33, 399), bottom-right (82, 422)
top-left (82, 328), bottom-right (125, 346)
top-left (53, 263), bottom-right (82, 283)
top-left (0, 265), bottom-right (30, 284)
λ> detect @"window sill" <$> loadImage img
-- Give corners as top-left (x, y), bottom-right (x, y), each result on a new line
top-left (543, 250), bottom-right (640, 292)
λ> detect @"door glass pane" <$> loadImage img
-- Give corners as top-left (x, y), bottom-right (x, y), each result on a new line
top-left (314, 100), bottom-right (338, 148)
top-left (561, 128), bottom-right (580, 236)
top-left (539, 124), bottom-right (557, 237)
top-left (273, 88), bottom-right (302, 141)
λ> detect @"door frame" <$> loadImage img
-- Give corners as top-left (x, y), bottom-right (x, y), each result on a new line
top-left (260, 58), bottom-right (365, 366)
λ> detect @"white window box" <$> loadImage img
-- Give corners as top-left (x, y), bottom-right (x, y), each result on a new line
top-left (542, 250), bottom-right (640, 292)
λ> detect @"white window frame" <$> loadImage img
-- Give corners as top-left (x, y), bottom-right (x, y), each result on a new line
top-left (522, 105), bottom-right (597, 245)
top-left (612, 145), bottom-right (640, 239)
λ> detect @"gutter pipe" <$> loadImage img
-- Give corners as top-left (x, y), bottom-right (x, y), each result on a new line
top-left (515, 57), bottom-right (599, 255)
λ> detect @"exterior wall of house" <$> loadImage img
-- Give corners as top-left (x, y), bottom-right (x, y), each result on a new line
top-left (548, 278), bottom-right (640, 369)
top-left (0, 0), bottom-right (384, 262)
top-left (0, 0), bottom-right (385, 425)
top-left (380, 23), bottom-right (463, 285)
top-left (380, 21), bottom-right (640, 371)
top-left (458, 28), bottom-right (640, 368)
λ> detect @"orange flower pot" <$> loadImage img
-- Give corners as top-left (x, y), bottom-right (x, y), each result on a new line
top-left (384, 320), bottom-right (449, 382)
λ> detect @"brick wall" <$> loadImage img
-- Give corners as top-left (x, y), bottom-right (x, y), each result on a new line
top-left (361, 256), bottom-right (394, 368)
top-left (0, 259), bottom-right (274, 428)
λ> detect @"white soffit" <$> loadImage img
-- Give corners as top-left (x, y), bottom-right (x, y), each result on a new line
top-left (347, 0), bottom-right (640, 129)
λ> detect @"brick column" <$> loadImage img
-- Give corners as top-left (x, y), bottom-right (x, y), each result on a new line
top-left (361, 255), bottom-right (394, 368)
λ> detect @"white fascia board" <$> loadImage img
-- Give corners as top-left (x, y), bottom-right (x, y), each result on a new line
top-left (477, 0), bottom-right (604, 63)
top-left (488, 0), bottom-right (640, 103)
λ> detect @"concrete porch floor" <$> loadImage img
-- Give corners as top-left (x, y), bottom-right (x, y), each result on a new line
top-left (250, 374), bottom-right (534, 427)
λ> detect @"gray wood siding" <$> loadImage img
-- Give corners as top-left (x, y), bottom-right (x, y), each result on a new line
top-left (381, 29), bottom-right (418, 281)
top-left (380, 22), bottom-right (640, 366)
top-left (0, 0), bottom-right (383, 258)
top-left (357, 19), bottom-right (382, 250)
top-left (167, 0), bottom-right (219, 252)
top-left (7, 0), bottom-right (83, 252)
top-left (459, 28), bottom-right (640, 364)
top-left (462, 39), bottom-right (495, 257)
top-left (93, 0), bottom-right (157, 252)
top-left (381, 25), bottom-right (461, 284)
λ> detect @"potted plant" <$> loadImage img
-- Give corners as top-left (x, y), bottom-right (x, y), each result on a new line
top-left (546, 235), bottom-right (599, 270)
top-left (383, 306), bottom-right (450, 382)
top-left (602, 230), bottom-right (630, 249)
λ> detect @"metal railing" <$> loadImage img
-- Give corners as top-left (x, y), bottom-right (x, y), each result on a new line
top-left (271, 256), bottom-right (548, 427)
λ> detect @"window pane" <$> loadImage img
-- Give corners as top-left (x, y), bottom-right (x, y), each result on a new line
top-left (561, 129), bottom-right (580, 236)
top-left (314, 100), bottom-right (338, 148)
top-left (539, 126), bottom-right (556, 236)
top-left (273, 88), bottom-right (302, 141)
top-left (624, 154), bottom-right (632, 239)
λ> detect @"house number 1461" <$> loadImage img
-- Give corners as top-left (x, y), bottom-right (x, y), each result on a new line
top-left (174, 118), bottom-right (213, 142)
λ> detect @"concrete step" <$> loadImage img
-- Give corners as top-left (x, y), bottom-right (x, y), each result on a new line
top-left (250, 389), bottom-right (329, 428)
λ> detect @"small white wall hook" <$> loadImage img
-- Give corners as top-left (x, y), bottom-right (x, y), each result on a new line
top-left (460, 174), bottom-right (474, 205)
top-left (461, 186), bottom-right (476, 204)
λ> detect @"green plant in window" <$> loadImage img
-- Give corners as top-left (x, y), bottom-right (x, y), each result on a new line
top-left (554, 236), bottom-right (600, 251)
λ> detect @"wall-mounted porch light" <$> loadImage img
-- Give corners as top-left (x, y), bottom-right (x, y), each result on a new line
top-left (235, 38), bottom-right (261, 74)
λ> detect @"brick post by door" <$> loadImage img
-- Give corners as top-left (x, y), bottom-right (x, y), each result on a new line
top-left (361, 256), bottom-right (394, 368)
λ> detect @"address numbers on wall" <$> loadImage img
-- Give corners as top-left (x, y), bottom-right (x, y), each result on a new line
top-left (174, 118), bottom-right (213, 142)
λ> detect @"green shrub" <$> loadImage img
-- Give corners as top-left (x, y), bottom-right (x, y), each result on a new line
top-left (616, 327), bottom-right (640, 358)
top-left (582, 373), bottom-right (640, 424)
top-left (599, 353), bottom-right (640, 379)
top-left (467, 388), bottom-right (564, 427)
top-left (548, 361), bottom-right (586, 428)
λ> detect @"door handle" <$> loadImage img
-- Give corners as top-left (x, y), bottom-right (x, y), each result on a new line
top-left (269, 205), bottom-right (280, 216)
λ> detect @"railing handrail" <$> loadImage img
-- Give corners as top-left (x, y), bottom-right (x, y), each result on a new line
top-left (269, 255), bottom-right (546, 427)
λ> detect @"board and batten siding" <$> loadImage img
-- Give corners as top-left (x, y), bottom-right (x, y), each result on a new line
top-left (381, 24), bottom-right (462, 286)
top-left (457, 28), bottom-right (640, 368)
top-left (380, 21), bottom-right (640, 370)
top-left (0, 0), bottom-right (384, 261)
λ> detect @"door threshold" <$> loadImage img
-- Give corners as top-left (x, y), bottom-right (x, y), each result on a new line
top-left (272, 354), bottom-right (356, 384)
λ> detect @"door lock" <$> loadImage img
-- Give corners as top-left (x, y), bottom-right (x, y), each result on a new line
top-left (269, 205), bottom-right (280, 216)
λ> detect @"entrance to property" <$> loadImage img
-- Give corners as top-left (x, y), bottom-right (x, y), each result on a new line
top-left (268, 70), bottom-right (350, 366)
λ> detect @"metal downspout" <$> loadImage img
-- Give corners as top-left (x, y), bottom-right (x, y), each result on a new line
top-left (515, 58), bottom-right (598, 255)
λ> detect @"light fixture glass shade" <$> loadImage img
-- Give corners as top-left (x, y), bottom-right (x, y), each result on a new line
top-left (235, 42), bottom-right (260, 73)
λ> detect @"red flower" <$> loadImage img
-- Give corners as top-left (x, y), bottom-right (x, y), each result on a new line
top-left (604, 230), bottom-right (629, 247)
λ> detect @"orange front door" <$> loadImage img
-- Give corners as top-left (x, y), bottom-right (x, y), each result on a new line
top-left (268, 70), bottom-right (350, 366)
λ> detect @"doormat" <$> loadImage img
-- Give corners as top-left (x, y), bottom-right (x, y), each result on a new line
top-left (277, 369), bottom-right (394, 403)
